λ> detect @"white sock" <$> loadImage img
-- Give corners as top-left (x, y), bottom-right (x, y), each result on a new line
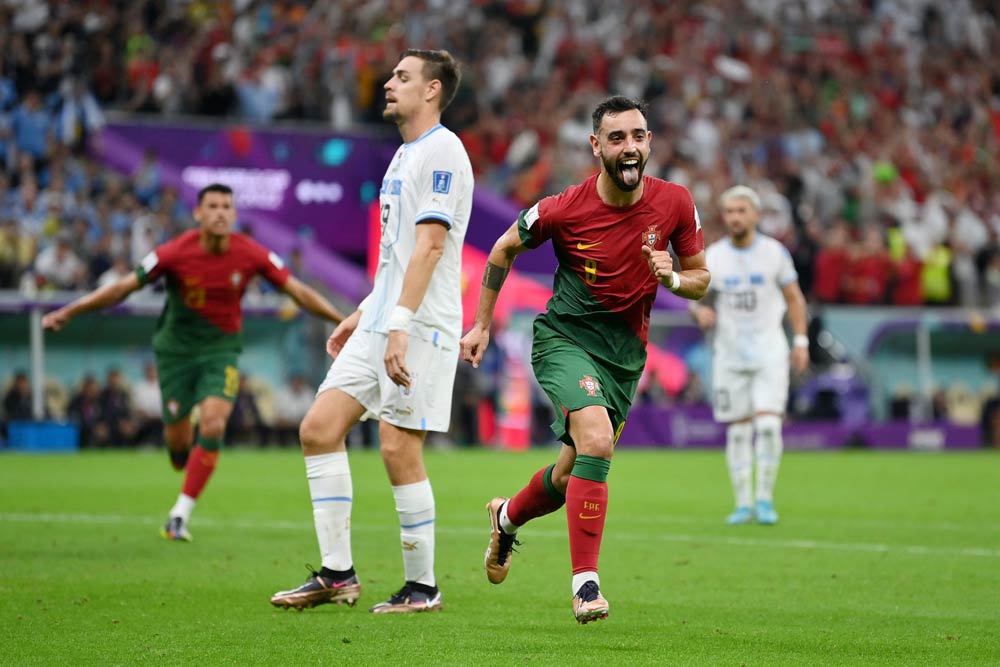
top-left (499, 500), bottom-right (519, 534)
top-left (753, 414), bottom-right (784, 503)
top-left (726, 422), bottom-right (754, 508)
top-left (169, 493), bottom-right (196, 522)
top-left (393, 479), bottom-right (436, 587)
top-left (572, 571), bottom-right (600, 595)
top-left (306, 452), bottom-right (353, 571)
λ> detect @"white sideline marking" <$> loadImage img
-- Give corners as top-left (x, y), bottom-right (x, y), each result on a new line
top-left (2, 511), bottom-right (999, 559)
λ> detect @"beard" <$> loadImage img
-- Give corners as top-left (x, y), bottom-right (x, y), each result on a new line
top-left (728, 223), bottom-right (750, 241)
top-left (601, 152), bottom-right (646, 192)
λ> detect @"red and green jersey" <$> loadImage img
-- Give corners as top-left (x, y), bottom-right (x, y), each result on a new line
top-left (135, 230), bottom-right (291, 355)
top-left (518, 174), bottom-right (703, 379)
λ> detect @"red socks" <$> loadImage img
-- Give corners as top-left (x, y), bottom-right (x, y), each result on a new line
top-left (565, 455), bottom-right (611, 574)
top-left (566, 475), bottom-right (608, 574)
top-left (181, 445), bottom-right (219, 500)
top-left (506, 465), bottom-right (565, 526)
top-left (506, 456), bottom-right (611, 576)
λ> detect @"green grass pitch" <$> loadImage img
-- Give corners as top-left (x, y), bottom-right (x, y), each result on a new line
top-left (1, 448), bottom-right (998, 666)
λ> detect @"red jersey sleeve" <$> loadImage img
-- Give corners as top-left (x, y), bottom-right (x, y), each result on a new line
top-left (668, 185), bottom-right (704, 257)
top-left (516, 192), bottom-right (568, 249)
top-left (248, 238), bottom-right (291, 288)
top-left (135, 237), bottom-right (179, 285)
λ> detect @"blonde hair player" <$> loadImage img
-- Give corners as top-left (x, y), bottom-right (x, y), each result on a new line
top-left (691, 185), bottom-right (809, 525)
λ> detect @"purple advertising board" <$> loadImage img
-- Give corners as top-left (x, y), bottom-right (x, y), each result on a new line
top-left (93, 119), bottom-right (397, 257)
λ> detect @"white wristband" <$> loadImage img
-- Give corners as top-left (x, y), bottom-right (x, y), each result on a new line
top-left (667, 271), bottom-right (681, 293)
top-left (387, 305), bottom-right (414, 331)
top-left (793, 334), bottom-right (809, 348)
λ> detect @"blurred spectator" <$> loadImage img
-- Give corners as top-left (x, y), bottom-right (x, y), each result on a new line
top-left (843, 228), bottom-right (892, 305)
top-left (980, 389), bottom-right (1000, 448)
top-left (97, 254), bottom-right (132, 289)
top-left (3, 371), bottom-right (33, 423)
top-left (131, 148), bottom-right (161, 206)
top-left (55, 78), bottom-right (105, 154)
top-left (226, 374), bottom-right (268, 445)
top-left (67, 375), bottom-right (108, 448)
top-left (99, 367), bottom-right (136, 447)
top-left (813, 222), bottom-right (851, 303)
top-left (921, 243), bottom-right (956, 306)
top-left (0, 218), bottom-right (36, 288)
top-left (450, 359), bottom-right (483, 447)
top-left (132, 361), bottom-right (163, 446)
top-left (11, 89), bottom-right (52, 164)
top-left (272, 373), bottom-right (313, 447)
top-left (32, 233), bottom-right (86, 290)
top-left (889, 246), bottom-right (924, 306)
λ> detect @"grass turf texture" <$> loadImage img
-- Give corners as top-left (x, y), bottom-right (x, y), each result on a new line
top-left (1, 448), bottom-right (998, 666)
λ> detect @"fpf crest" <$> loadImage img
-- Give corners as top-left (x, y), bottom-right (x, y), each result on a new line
top-left (643, 225), bottom-right (660, 248)
top-left (579, 375), bottom-right (599, 397)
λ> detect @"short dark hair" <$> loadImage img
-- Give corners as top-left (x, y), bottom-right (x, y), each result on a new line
top-left (591, 95), bottom-right (649, 135)
top-left (402, 49), bottom-right (461, 111)
top-left (197, 183), bottom-right (233, 203)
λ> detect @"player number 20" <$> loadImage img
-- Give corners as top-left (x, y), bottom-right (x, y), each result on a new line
top-left (584, 259), bottom-right (598, 284)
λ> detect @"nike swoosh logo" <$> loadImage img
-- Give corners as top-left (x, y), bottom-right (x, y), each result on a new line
top-left (576, 242), bottom-right (602, 250)
top-left (578, 513), bottom-right (601, 520)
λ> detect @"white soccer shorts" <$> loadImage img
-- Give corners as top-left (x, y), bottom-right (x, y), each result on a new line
top-left (711, 361), bottom-right (789, 423)
top-left (317, 327), bottom-right (457, 432)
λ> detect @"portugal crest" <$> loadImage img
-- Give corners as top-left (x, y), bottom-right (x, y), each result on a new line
top-left (642, 225), bottom-right (660, 248)
top-left (579, 375), bottom-right (599, 397)
top-left (231, 271), bottom-right (243, 288)
top-left (166, 399), bottom-right (180, 417)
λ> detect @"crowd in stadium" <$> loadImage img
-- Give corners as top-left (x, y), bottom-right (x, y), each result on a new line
top-left (1, 0), bottom-right (998, 305)
top-left (2, 0), bottom-right (1000, 443)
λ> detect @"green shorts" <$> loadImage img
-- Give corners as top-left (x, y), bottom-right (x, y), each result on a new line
top-left (530, 332), bottom-right (638, 447)
top-left (156, 351), bottom-right (240, 424)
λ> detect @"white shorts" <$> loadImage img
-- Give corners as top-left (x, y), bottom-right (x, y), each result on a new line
top-left (711, 362), bottom-right (789, 423)
top-left (317, 327), bottom-right (457, 432)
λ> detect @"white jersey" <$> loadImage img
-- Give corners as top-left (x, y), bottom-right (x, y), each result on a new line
top-left (705, 233), bottom-right (798, 371)
top-left (360, 124), bottom-right (474, 346)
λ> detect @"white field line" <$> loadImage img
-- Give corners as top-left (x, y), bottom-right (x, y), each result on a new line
top-left (2, 511), bottom-right (999, 559)
top-left (627, 513), bottom-right (1000, 534)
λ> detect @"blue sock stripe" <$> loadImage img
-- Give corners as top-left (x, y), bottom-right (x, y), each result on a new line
top-left (312, 496), bottom-right (352, 503)
top-left (399, 518), bottom-right (435, 529)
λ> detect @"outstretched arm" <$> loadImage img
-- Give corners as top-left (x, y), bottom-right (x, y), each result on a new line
top-left (460, 221), bottom-right (530, 368)
top-left (281, 275), bottom-right (345, 324)
top-left (42, 272), bottom-right (143, 331)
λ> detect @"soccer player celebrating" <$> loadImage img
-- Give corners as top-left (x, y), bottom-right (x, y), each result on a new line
top-left (42, 183), bottom-right (345, 541)
top-left (460, 96), bottom-right (709, 624)
top-left (269, 49), bottom-right (472, 614)
top-left (691, 185), bottom-right (809, 525)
